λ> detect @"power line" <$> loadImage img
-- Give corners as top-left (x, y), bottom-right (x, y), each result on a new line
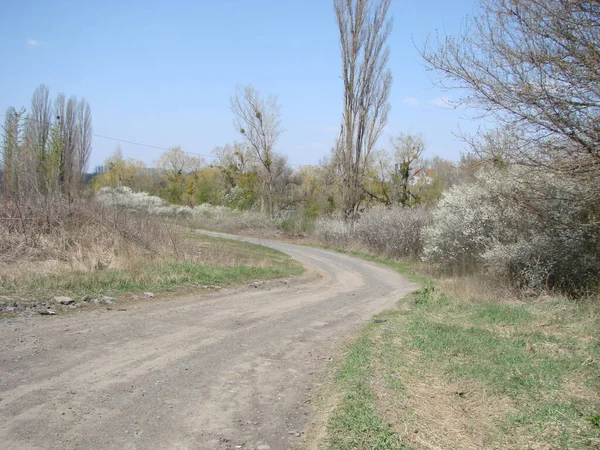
top-left (91, 133), bottom-right (215, 159)
top-left (1, 113), bottom-right (308, 167)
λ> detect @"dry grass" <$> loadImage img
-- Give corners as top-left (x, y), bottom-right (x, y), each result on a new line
top-left (306, 255), bottom-right (600, 450)
top-left (368, 316), bottom-right (516, 450)
top-left (0, 197), bottom-right (182, 276)
top-left (0, 198), bottom-right (303, 302)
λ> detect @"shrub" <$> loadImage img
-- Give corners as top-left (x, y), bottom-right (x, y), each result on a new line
top-left (353, 206), bottom-right (431, 259)
top-left (315, 206), bottom-right (431, 259)
top-left (422, 167), bottom-right (600, 296)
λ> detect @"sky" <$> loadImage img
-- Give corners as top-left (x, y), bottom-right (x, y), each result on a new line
top-left (0, 0), bottom-right (481, 171)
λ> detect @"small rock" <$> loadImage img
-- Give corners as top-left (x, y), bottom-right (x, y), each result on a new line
top-left (54, 296), bottom-right (75, 305)
top-left (6, 306), bottom-right (16, 313)
top-left (39, 309), bottom-right (56, 315)
top-left (95, 296), bottom-right (116, 305)
top-left (256, 445), bottom-right (271, 450)
top-left (82, 295), bottom-right (92, 302)
top-left (9, 301), bottom-right (18, 307)
top-left (143, 292), bottom-right (154, 298)
top-left (373, 318), bottom-right (387, 323)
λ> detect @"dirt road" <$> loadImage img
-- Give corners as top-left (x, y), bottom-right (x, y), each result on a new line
top-left (0, 235), bottom-right (417, 450)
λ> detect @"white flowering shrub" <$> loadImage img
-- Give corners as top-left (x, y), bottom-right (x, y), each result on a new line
top-left (353, 206), bottom-right (431, 258)
top-left (95, 187), bottom-right (283, 232)
top-left (423, 167), bottom-right (599, 295)
top-left (96, 187), bottom-right (166, 210)
top-left (422, 175), bottom-right (528, 268)
top-left (315, 216), bottom-right (352, 247)
top-left (315, 206), bottom-right (431, 259)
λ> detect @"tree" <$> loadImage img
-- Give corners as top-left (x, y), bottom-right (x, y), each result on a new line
top-left (74, 99), bottom-right (92, 192)
top-left (92, 146), bottom-right (148, 191)
top-left (27, 84), bottom-right (52, 194)
top-left (1, 107), bottom-right (25, 196)
top-left (390, 133), bottom-right (425, 207)
top-left (230, 85), bottom-right (283, 216)
top-left (422, 0), bottom-right (600, 186)
top-left (213, 142), bottom-right (254, 191)
top-left (299, 164), bottom-right (338, 217)
top-left (333, 0), bottom-right (393, 220)
top-left (155, 146), bottom-right (204, 204)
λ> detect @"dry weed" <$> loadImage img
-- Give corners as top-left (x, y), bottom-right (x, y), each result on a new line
top-left (0, 196), bottom-right (184, 283)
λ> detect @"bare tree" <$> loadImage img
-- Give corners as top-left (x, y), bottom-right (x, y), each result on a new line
top-left (156, 146), bottom-right (204, 179)
top-left (230, 85), bottom-right (283, 216)
top-left (75, 99), bottom-right (92, 193)
top-left (422, 0), bottom-right (600, 183)
top-left (61, 96), bottom-right (78, 197)
top-left (28, 84), bottom-right (52, 193)
top-left (52, 94), bottom-right (92, 198)
top-left (334, 0), bottom-right (393, 219)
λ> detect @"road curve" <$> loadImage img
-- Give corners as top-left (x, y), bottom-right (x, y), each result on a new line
top-left (0, 234), bottom-right (417, 450)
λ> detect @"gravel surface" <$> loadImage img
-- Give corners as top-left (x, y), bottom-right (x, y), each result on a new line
top-left (0, 233), bottom-right (417, 450)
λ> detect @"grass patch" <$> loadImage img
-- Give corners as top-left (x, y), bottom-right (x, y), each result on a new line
top-left (472, 303), bottom-right (533, 325)
top-left (0, 233), bottom-right (303, 301)
top-left (326, 332), bottom-right (408, 450)
top-left (310, 251), bottom-right (600, 450)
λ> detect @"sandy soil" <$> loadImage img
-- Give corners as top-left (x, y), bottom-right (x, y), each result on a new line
top-left (0, 234), bottom-right (417, 450)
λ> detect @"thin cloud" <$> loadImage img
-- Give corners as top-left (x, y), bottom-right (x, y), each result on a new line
top-left (403, 97), bottom-right (420, 106)
top-left (26, 39), bottom-right (40, 48)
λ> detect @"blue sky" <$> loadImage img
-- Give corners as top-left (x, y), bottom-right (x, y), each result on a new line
top-left (0, 0), bottom-right (479, 170)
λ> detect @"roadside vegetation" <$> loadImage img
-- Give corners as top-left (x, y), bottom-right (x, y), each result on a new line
top-left (0, 226), bottom-right (301, 303)
top-left (0, 191), bottom-right (301, 312)
top-left (308, 257), bottom-right (600, 449)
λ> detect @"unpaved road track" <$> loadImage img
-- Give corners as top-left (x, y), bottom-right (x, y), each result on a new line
top-left (0, 234), bottom-right (417, 450)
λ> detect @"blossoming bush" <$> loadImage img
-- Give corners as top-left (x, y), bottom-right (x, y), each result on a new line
top-left (315, 206), bottom-right (431, 259)
top-left (95, 187), bottom-right (283, 232)
top-left (422, 167), bottom-right (599, 295)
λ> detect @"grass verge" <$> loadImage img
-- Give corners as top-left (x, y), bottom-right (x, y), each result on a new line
top-left (312, 254), bottom-right (600, 449)
top-left (0, 233), bottom-right (303, 301)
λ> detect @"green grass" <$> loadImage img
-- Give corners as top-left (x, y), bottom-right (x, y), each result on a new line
top-left (326, 331), bottom-right (408, 450)
top-left (0, 234), bottom-right (303, 301)
top-left (313, 252), bottom-right (600, 450)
